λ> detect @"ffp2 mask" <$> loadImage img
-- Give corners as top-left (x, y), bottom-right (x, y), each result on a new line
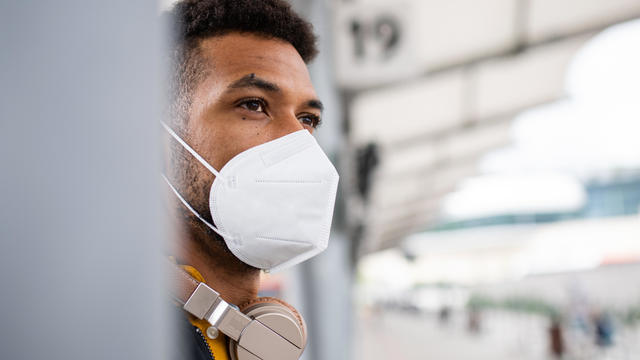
top-left (162, 122), bottom-right (339, 272)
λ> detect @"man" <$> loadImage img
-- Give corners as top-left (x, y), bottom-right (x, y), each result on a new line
top-left (163, 1), bottom-right (339, 359)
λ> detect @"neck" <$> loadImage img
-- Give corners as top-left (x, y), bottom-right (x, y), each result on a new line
top-left (174, 224), bottom-right (261, 306)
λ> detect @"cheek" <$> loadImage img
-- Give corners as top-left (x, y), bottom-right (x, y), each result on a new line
top-left (191, 108), bottom-right (278, 171)
top-left (235, 107), bottom-right (269, 122)
top-left (203, 124), bottom-right (267, 170)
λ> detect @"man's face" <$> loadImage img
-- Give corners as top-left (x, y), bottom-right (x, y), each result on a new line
top-left (182, 32), bottom-right (322, 215)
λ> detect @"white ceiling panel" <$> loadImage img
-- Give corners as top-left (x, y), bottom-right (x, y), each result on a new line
top-left (378, 119), bottom-right (512, 179)
top-left (527, 0), bottom-right (640, 43)
top-left (378, 142), bottom-right (439, 177)
top-left (414, 0), bottom-right (518, 68)
top-left (350, 70), bottom-right (465, 145)
top-left (370, 161), bottom-right (477, 208)
top-left (470, 35), bottom-right (590, 120)
top-left (440, 120), bottom-right (512, 161)
top-left (333, 0), bottom-right (518, 88)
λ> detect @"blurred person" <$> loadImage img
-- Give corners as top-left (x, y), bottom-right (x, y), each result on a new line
top-left (467, 309), bottom-right (482, 334)
top-left (548, 316), bottom-right (565, 359)
top-left (162, 1), bottom-right (339, 359)
top-left (594, 311), bottom-right (614, 347)
top-left (438, 305), bottom-right (451, 326)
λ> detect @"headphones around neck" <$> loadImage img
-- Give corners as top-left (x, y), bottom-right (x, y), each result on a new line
top-left (168, 260), bottom-right (307, 360)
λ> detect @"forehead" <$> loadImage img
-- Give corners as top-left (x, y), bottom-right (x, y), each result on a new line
top-left (197, 33), bottom-right (315, 98)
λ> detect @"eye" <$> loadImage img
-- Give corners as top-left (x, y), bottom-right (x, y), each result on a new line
top-left (238, 98), bottom-right (267, 113)
top-left (298, 114), bottom-right (322, 129)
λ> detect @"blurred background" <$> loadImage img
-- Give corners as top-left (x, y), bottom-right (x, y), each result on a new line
top-left (275, 1), bottom-right (640, 360)
top-left (2, 1), bottom-right (638, 359)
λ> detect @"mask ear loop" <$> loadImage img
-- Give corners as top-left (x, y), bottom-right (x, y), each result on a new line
top-left (161, 121), bottom-right (223, 179)
top-left (162, 174), bottom-right (230, 239)
top-left (160, 121), bottom-right (229, 239)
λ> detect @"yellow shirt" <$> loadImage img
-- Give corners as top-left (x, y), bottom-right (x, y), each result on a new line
top-left (181, 265), bottom-right (230, 360)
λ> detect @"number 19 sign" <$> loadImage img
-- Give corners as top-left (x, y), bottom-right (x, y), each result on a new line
top-left (333, 1), bottom-right (419, 89)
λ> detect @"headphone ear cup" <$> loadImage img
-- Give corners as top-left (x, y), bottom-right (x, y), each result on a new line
top-left (240, 297), bottom-right (307, 336)
top-left (228, 297), bottom-right (307, 360)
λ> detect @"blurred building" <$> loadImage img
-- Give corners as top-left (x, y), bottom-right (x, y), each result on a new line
top-left (328, 0), bottom-right (640, 258)
top-left (297, 1), bottom-right (640, 359)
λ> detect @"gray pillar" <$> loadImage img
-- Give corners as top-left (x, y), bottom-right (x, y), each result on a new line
top-left (0, 2), bottom-right (166, 359)
top-left (289, 1), bottom-right (354, 360)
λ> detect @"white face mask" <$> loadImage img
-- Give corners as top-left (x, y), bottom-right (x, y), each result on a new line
top-left (162, 122), bottom-right (339, 272)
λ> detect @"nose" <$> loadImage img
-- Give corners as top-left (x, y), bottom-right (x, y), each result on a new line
top-left (270, 111), bottom-right (305, 140)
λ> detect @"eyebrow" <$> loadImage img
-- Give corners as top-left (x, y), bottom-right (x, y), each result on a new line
top-left (228, 73), bottom-right (280, 92)
top-left (225, 73), bottom-right (324, 112)
top-left (305, 99), bottom-right (324, 112)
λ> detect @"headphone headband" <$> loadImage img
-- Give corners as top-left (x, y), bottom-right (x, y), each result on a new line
top-left (167, 260), bottom-right (306, 360)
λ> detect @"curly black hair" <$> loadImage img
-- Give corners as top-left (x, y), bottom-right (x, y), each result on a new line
top-left (166, 0), bottom-right (318, 127)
